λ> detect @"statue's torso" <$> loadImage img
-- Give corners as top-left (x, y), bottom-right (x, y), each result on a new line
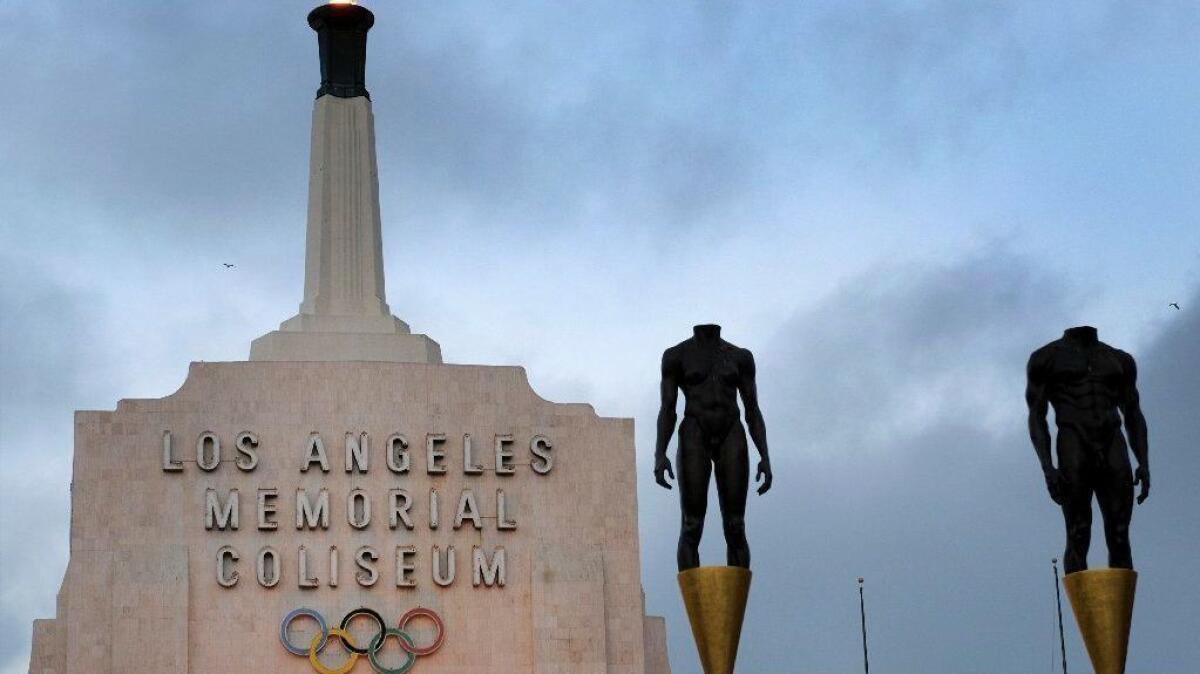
top-left (674, 339), bottom-right (744, 440)
top-left (1038, 339), bottom-right (1128, 437)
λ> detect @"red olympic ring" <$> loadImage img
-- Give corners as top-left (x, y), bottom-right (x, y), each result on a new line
top-left (397, 608), bottom-right (446, 656)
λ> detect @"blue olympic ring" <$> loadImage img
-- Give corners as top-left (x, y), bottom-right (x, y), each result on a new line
top-left (280, 607), bottom-right (329, 656)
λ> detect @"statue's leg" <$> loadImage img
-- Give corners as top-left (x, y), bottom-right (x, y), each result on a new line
top-left (1057, 429), bottom-right (1093, 574)
top-left (713, 421), bottom-right (750, 569)
top-left (1096, 432), bottom-right (1134, 569)
top-left (676, 418), bottom-right (711, 571)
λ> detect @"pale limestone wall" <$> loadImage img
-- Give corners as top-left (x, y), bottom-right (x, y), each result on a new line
top-left (27, 619), bottom-right (63, 674)
top-left (642, 616), bottom-right (671, 674)
top-left (249, 328), bottom-right (442, 364)
top-left (30, 361), bottom-right (667, 673)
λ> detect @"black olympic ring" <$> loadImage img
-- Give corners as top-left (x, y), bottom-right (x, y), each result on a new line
top-left (280, 606), bottom-right (446, 673)
top-left (340, 607), bottom-right (386, 655)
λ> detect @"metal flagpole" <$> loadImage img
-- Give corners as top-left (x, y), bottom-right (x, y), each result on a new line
top-left (858, 577), bottom-right (869, 674)
top-left (1053, 558), bottom-right (1068, 674)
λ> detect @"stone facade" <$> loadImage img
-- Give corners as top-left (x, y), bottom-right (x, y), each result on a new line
top-left (29, 361), bottom-right (669, 673)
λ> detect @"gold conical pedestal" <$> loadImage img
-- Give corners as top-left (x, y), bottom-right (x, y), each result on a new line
top-left (1063, 568), bottom-right (1137, 674)
top-left (678, 566), bottom-right (752, 674)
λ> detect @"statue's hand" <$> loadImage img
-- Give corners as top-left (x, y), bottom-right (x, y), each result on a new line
top-left (654, 455), bottom-right (675, 490)
top-left (1043, 467), bottom-right (1068, 505)
top-left (1134, 465), bottom-right (1151, 504)
top-left (756, 459), bottom-right (773, 495)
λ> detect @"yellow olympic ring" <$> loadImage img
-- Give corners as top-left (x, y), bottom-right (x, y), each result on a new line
top-left (309, 627), bottom-right (360, 674)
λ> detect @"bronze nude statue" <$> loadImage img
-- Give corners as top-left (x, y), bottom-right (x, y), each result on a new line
top-left (654, 324), bottom-right (773, 571)
top-left (1026, 326), bottom-right (1150, 574)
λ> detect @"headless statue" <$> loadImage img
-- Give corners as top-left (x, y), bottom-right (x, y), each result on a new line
top-left (655, 324), bottom-right (773, 571)
top-left (1026, 326), bottom-right (1150, 574)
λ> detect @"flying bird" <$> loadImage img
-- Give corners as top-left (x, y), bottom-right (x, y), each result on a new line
top-left (1169, 302), bottom-right (1180, 310)
top-left (223, 263), bottom-right (236, 269)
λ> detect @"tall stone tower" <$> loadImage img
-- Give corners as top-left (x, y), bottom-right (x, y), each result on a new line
top-left (27, 3), bottom-right (670, 673)
top-left (250, 2), bottom-right (441, 364)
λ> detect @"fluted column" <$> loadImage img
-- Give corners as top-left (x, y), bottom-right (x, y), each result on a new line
top-left (297, 95), bottom-right (391, 322)
top-left (249, 3), bottom-right (440, 363)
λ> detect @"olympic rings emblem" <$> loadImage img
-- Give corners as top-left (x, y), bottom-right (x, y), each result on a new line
top-left (281, 607), bottom-right (445, 673)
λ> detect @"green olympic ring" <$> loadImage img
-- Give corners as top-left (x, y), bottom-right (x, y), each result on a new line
top-left (280, 607), bottom-right (445, 673)
top-left (368, 629), bottom-right (418, 674)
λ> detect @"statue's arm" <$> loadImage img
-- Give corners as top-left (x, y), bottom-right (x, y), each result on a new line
top-left (1118, 351), bottom-right (1150, 502)
top-left (738, 350), bottom-right (773, 494)
top-left (1025, 351), bottom-right (1054, 472)
top-left (653, 348), bottom-right (680, 489)
top-left (1027, 349), bottom-right (1064, 504)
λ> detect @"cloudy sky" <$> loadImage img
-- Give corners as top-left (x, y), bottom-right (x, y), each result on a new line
top-left (2, 1), bottom-right (1198, 672)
